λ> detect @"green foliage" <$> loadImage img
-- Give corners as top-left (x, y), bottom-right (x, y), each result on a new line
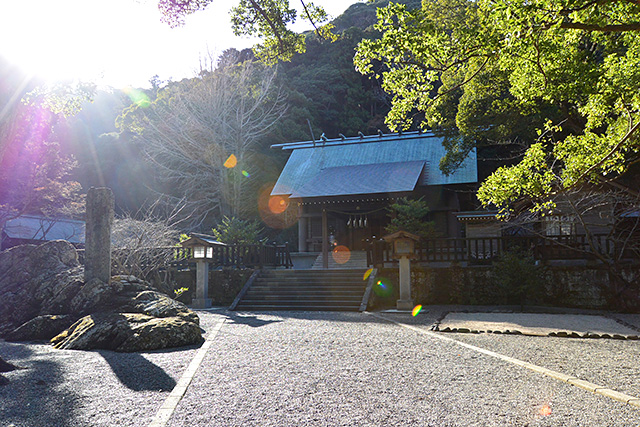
top-left (158, 0), bottom-right (336, 64)
top-left (278, 26), bottom-right (392, 139)
top-left (384, 197), bottom-right (435, 238)
top-left (22, 82), bottom-right (95, 118)
top-left (491, 250), bottom-right (544, 306)
top-left (355, 0), bottom-right (640, 211)
top-left (212, 216), bottom-right (265, 244)
top-left (173, 287), bottom-right (189, 298)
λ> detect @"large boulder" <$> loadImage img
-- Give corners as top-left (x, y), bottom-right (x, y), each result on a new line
top-left (51, 313), bottom-right (203, 352)
top-left (0, 241), bottom-right (202, 352)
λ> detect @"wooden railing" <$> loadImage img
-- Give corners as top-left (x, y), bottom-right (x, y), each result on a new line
top-left (368, 234), bottom-right (629, 266)
top-left (201, 244), bottom-right (293, 268)
top-left (78, 243), bottom-right (293, 271)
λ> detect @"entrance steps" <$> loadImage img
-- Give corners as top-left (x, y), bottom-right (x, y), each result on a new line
top-left (311, 250), bottom-right (369, 270)
top-left (233, 269), bottom-right (368, 311)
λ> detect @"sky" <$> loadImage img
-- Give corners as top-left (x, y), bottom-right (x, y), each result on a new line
top-left (1, 0), bottom-right (359, 89)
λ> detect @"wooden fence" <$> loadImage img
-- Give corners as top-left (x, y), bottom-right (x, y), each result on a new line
top-left (78, 243), bottom-right (293, 272)
top-left (368, 234), bottom-right (630, 266)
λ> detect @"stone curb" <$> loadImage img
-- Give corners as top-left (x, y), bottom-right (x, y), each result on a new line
top-left (369, 312), bottom-right (640, 410)
top-left (431, 310), bottom-right (640, 340)
top-left (148, 318), bottom-right (226, 427)
top-left (434, 326), bottom-right (639, 340)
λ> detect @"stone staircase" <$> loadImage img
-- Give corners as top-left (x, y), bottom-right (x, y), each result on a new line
top-left (311, 250), bottom-right (369, 270)
top-left (233, 269), bottom-right (368, 311)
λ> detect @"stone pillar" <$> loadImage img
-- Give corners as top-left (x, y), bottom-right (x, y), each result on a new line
top-left (192, 260), bottom-right (212, 309)
top-left (397, 256), bottom-right (413, 310)
top-left (84, 187), bottom-right (114, 284)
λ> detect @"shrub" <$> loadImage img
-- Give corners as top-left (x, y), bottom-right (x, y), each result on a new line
top-left (491, 249), bottom-right (544, 306)
top-left (385, 197), bottom-right (435, 239)
top-left (211, 216), bottom-right (264, 244)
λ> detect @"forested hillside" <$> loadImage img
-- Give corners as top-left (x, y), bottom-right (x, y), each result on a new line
top-left (64, 0), bottom-right (419, 219)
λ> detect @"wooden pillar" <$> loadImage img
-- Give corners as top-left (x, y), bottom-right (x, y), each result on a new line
top-left (322, 205), bottom-right (328, 269)
top-left (298, 205), bottom-right (307, 252)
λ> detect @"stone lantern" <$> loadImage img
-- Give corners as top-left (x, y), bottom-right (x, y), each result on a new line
top-left (383, 230), bottom-right (419, 311)
top-left (180, 233), bottom-right (226, 309)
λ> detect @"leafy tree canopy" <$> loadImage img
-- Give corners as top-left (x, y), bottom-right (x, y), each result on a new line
top-left (0, 56), bottom-right (88, 228)
top-left (158, 0), bottom-right (337, 64)
top-left (355, 0), bottom-right (640, 215)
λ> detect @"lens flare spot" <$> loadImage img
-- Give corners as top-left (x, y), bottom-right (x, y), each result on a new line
top-left (363, 268), bottom-right (373, 281)
top-left (540, 404), bottom-right (552, 417)
top-left (412, 305), bottom-right (423, 316)
top-left (257, 184), bottom-right (298, 230)
top-left (331, 245), bottom-right (351, 264)
top-left (373, 277), bottom-right (393, 298)
top-left (242, 170), bottom-right (250, 177)
top-left (124, 87), bottom-right (150, 108)
top-left (268, 196), bottom-right (289, 214)
top-left (224, 154), bottom-right (237, 169)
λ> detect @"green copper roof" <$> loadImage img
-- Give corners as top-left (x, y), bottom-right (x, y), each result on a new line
top-left (271, 132), bottom-right (477, 198)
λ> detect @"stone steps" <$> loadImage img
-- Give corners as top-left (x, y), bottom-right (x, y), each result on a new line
top-left (233, 269), bottom-right (368, 311)
top-left (311, 250), bottom-right (369, 270)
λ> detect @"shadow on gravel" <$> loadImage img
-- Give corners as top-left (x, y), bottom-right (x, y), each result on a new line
top-left (226, 310), bottom-right (406, 325)
top-left (224, 312), bottom-right (283, 328)
top-left (99, 350), bottom-right (176, 391)
top-left (0, 343), bottom-right (78, 427)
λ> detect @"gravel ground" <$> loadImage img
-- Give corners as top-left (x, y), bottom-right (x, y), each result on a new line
top-left (168, 310), bottom-right (640, 427)
top-left (0, 310), bottom-right (224, 427)
top-left (2, 307), bottom-right (640, 426)
top-left (388, 306), bottom-right (640, 402)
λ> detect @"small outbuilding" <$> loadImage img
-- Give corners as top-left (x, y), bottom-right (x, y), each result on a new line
top-left (1, 215), bottom-right (85, 250)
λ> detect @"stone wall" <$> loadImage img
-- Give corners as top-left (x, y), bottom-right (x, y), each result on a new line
top-left (173, 268), bottom-right (256, 306)
top-left (369, 264), bottom-right (638, 310)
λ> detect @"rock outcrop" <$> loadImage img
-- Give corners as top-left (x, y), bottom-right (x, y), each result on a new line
top-left (51, 313), bottom-right (202, 352)
top-left (0, 241), bottom-right (202, 352)
top-left (0, 241), bottom-right (81, 336)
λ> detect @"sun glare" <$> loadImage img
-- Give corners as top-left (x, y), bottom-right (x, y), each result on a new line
top-left (0, 0), bottom-right (254, 88)
top-left (1, 0), bottom-right (357, 88)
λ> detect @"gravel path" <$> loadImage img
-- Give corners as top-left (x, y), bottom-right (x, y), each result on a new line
top-left (0, 309), bottom-right (225, 427)
top-left (2, 307), bottom-right (640, 426)
top-left (167, 310), bottom-right (639, 426)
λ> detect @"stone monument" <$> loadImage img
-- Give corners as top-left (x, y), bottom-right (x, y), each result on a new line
top-left (84, 187), bottom-right (114, 284)
top-left (383, 231), bottom-right (419, 311)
